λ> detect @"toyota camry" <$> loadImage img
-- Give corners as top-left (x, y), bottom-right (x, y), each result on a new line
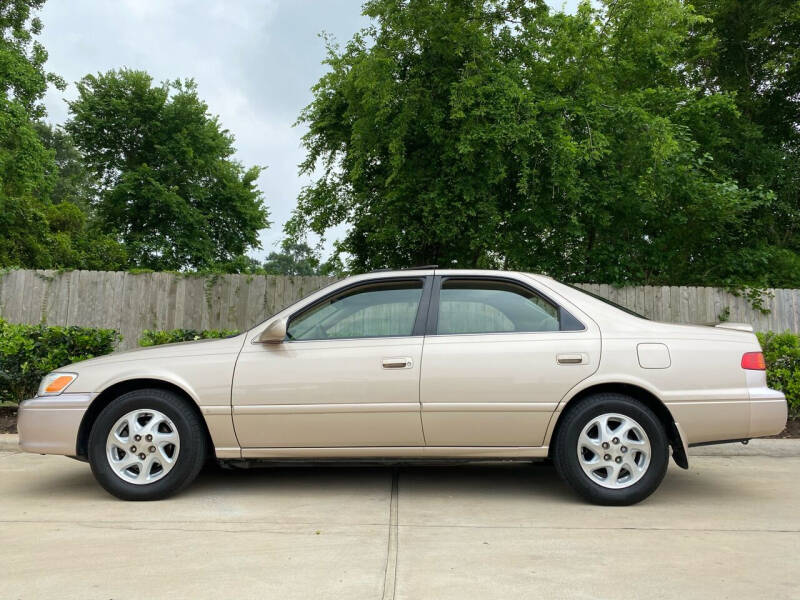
top-left (18, 269), bottom-right (788, 505)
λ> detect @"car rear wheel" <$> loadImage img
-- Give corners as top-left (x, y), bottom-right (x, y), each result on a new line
top-left (553, 393), bottom-right (669, 505)
top-left (88, 389), bottom-right (207, 500)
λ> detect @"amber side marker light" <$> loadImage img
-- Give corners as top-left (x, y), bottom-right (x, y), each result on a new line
top-left (45, 375), bottom-right (75, 393)
top-left (741, 352), bottom-right (766, 370)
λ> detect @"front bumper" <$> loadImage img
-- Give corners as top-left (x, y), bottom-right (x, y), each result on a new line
top-left (17, 394), bottom-right (93, 455)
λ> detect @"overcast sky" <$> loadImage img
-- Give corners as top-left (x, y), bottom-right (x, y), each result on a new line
top-left (39, 0), bottom-right (578, 262)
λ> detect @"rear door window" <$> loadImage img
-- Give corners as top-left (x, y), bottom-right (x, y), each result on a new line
top-left (436, 279), bottom-right (561, 334)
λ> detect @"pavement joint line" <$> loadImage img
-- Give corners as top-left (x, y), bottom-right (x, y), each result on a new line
top-left (392, 524), bottom-right (800, 534)
top-left (381, 468), bottom-right (400, 600)
top-left (0, 519), bottom-right (797, 535)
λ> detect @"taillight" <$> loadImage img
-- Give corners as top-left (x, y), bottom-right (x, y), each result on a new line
top-left (741, 352), bottom-right (766, 370)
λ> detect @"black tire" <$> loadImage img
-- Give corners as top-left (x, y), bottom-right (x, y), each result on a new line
top-left (552, 393), bottom-right (669, 506)
top-left (88, 388), bottom-right (207, 500)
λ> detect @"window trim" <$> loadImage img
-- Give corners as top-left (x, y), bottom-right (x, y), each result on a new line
top-left (561, 282), bottom-right (649, 320)
top-left (284, 276), bottom-right (433, 342)
top-left (425, 275), bottom-right (586, 336)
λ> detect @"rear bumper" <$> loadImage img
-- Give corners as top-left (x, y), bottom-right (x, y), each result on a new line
top-left (748, 391), bottom-right (789, 439)
top-left (667, 392), bottom-right (787, 445)
top-left (17, 394), bottom-right (93, 455)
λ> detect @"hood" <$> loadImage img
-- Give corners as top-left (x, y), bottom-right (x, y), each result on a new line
top-left (66, 333), bottom-right (248, 370)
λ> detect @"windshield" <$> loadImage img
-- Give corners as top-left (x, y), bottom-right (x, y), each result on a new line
top-left (562, 283), bottom-right (648, 319)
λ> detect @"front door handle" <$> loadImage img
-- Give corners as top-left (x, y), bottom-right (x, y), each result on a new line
top-left (557, 353), bottom-right (585, 365)
top-left (382, 357), bottom-right (413, 369)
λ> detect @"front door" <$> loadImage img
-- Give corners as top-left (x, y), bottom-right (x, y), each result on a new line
top-left (232, 277), bottom-right (430, 448)
top-left (420, 276), bottom-right (601, 447)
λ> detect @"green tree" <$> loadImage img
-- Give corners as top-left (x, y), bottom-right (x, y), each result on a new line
top-left (0, 2), bottom-right (121, 271)
top-left (687, 0), bottom-right (800, 286)
top-left (0, 0), bottom-right (64, 268)
top-left (33, 122), bottom-right (128, 269)
top-left (65, 69), bottom-right (270, 271)
top-left (26, 122), bottom-right (128, 270)
top-left (289, 0), bottom-right (798, 287)
top-left (263, 241), bottom-right (323, 276)
top-left (34, 122), bottom-right (95, 210)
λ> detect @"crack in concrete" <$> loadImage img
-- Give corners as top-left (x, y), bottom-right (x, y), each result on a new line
top-left (381, 469), bottom-right (400, 600)
top-left (74, 522), bottom-right (356, 536)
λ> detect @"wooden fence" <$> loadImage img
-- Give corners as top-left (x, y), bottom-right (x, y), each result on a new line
top-left (0, 269), bottom-right (798, 349)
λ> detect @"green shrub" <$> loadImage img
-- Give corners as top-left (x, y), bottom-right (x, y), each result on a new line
top-left (138, 328), bottom-right (240, 347)
top-left (757, 331), bottom-right (800, 416)
top-left (0, 319), bottom-right (120, 404)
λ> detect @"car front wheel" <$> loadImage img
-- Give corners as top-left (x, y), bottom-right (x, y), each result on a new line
top-left (88, 388), bottom-right (207, 500)
top-left (553, 393), bottom-right (669, 505)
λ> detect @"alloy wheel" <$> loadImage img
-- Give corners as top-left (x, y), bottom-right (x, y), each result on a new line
top-left (105, 409), bottom-right (181, 485)
top-left (577, 412), bottom-right (651, 489)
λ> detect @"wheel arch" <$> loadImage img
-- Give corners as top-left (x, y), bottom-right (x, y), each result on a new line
top-left (76, 378), bottom-right (212, 460)
top-left (547, 382), bottom-right (689, 469)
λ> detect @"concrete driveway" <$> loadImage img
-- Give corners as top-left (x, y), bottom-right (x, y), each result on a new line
top-left (1, 440), bottom-right (798, 600)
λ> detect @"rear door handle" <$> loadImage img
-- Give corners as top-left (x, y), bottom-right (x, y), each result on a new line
top-left (382, 357), bottom-right (413, 369)
top-left (557, 353), bottom-right (585, 365)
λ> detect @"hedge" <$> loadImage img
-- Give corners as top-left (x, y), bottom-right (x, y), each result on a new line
top-left (0, 319), bottom-right (120, 404)
top-left (138, 328), bottom-right (241, 347)
top-left (757, 331), bottom-right (800, 416)
top-left (0, 323), bottom-right (239, 404)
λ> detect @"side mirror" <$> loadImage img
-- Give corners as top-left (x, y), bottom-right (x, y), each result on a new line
top-left (258, 318), bottom-right (288, 344)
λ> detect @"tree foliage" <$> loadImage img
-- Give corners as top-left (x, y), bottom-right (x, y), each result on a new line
top-left (0, 2), bottom-right (126, 270)
top-left (290, 0), bottom-right (800, 287)
top-left (689, 0), bottom-right (800, 285)
top-left (34, 121), bottom-right (95, 210)
top-left (0, 0), bottom-right (64, 268)
top-left (32, 122), bottom-right (129, 270)
top-left (65, 69), bottom-right (270, 271)
top-left (263, 240), bottom-right (326, 276)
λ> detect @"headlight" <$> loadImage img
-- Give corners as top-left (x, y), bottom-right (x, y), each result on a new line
top-left (38, 372), bottom-right (78, 396)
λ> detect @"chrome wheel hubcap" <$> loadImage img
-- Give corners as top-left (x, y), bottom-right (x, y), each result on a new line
top-left (106, 409), bottom-right (180, 484)
top-left (577, 413), bottom-right (651, 489)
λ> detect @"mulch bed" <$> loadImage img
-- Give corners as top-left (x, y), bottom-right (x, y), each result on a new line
top-left (0, 404), bottom-right (797, 438)
top-left (0, 406), bottom-right (17, 434)
top-left (767, 417), bottom-right (800, 439)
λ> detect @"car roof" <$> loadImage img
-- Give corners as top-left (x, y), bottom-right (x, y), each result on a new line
top-left (361, 268), bottom-right (541, 277)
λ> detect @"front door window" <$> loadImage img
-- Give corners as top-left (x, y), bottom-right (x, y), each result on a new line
top-left (287, 280), bottom-right (424, 341)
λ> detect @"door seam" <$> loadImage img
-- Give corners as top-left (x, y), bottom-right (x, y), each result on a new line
top-left (418, 334), bottom-right (428, 445)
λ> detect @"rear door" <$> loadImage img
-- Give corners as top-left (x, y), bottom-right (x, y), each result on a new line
top-left (420, 275), bottom-right (601, 447)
